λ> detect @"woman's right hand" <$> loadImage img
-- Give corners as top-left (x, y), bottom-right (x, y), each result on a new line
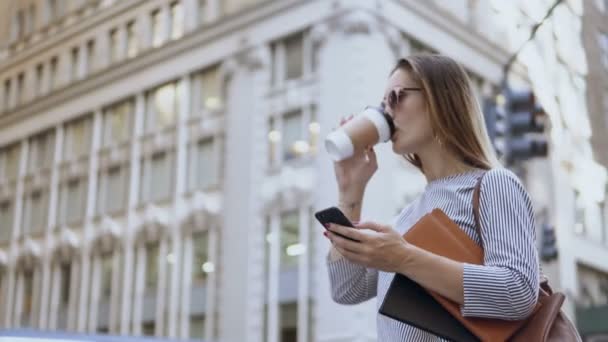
top-left (333, 115), bottom-right (378, 200)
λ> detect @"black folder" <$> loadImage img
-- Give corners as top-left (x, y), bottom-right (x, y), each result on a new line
top-left (379, 273), bottom-right (479, 342)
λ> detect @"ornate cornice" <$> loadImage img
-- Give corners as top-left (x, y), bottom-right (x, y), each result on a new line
top-left (182, 191), bottom-right (223, 234)
top-left (260, 166), bottom-right (315, 212)
top-left (16, 238), bottom-right (42, 270)
top-left (52, 227), bottom-right (80, 262)
top-left (135, 204), bottom-right (170, 245)
top-left (91, 216), bottom-right (122, 255)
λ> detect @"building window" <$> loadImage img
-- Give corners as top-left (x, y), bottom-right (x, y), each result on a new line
top-left (198, 0), bottom-right (206, 25)
top-left (35, 64), bottom-right (44, 96)
top-left (267, 113), bottom-right (318, 167)
top-left (57, 178), bottom-right (86, 226)
top-left (49, 57), bottom-right (58, 91)
top-left (70, 47), bottom-right (79, 81)
top-left (282, 110), bottom-right (305, 161)
top-left (599, 32), bottom-right (608, 70)
top-left (21, 271), bottom-right (34, 326)
top-left (189, 315), bottom-right (205, 339)
top-left (101, 254), bottom-right (113, 299)
top-left (16, 73), bottom-right (24, 106)
top-left (192, 230), bottom-right (211, 286)
top-left (280, 303), bottom-right (298, 342)
top-left (262, 208), bottom-right (314, 342)
top-left (140, 151), bottom-right (174, 203)
top-left (145, 243), bottom-right (159, 290)
top-left (3, 79), bottom-right (10, 111)
top-left (28, 5), bottom-right (36, 34)
top-left (146, 82), bottom-right (179, 132)
top-left (197, 65), bottom-right (223, 113)
top-left (64, 116), bottom-right (92, 160)
top-left (103, 100), bottom-right (132, 147)
top-left (272, 31), bottom-right (309, 86)
top-left (285, 33), bottom-right (303, 81)
top-left (189, 138), bottom-right (218, 191)
top-left (109, 28), bottom-right (120, 63)
top-left (170, 1), bottom-right (184, 40)
top-left (86, 40), bottom-right (95, 74)
top-left (280, 211), bottom-right (300, 270)
top-left (0, 201), bottom-right (13, 241)
top-left (126, 21), bottom-right (138, 58)
top-left (28, 130), bottom-right (54, 173)
top-left (15, 10), bottom-right (25, 39)
top-left (47, 0), bottom-right (58, 22)
top-left (97, 165), bottom-right (127, 215)
top-left (59, 263), bottom-right (71, 306)
top-left (151, 9), bottom-right (163, 48)
top-left (0, 143), bottom-right (21, 181)
top-left (22, 190), bottom-right (48, 235)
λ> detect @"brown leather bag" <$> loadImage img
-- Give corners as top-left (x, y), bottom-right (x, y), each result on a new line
top-left (471, 173), bottom-right (582, 341)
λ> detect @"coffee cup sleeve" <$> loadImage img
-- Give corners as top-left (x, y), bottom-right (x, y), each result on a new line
top-left (362, 107), bottom-right (391, 143)
top-left (325, 129), bottom-right (355, 161)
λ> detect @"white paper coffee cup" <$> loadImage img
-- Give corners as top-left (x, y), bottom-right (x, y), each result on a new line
top-left (325, 107), bottom-right (393, 162)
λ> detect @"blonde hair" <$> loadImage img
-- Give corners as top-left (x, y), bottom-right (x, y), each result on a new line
top-left (391, 54), bottom-right (500, 171)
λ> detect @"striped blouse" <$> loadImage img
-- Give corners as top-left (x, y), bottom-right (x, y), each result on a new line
top-left (327, 168), bottom-right (540, 341)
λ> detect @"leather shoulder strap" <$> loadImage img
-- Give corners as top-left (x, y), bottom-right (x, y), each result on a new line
top-left (472, 172), bottom-right (487, 246)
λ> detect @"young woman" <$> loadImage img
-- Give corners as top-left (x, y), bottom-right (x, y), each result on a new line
top-left (325, 55), bottom-right (539, 341)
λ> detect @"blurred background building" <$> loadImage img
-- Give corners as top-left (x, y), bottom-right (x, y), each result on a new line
top-left (0, 0), bottom-right (606, 341)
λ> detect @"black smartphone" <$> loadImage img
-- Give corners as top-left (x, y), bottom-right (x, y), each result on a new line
top-left (314, 206), bottom-right (360, 242)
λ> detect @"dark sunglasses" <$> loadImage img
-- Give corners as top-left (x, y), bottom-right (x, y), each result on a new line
top-left (385, 87), bottom-right (422, 110)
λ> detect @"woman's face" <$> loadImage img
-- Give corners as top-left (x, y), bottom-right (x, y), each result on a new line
top-left (383, 69), bottom-right (435, 155)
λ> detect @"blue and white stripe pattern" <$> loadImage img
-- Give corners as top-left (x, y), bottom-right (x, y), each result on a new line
top-left (327, 168), bottom-right (540, 341)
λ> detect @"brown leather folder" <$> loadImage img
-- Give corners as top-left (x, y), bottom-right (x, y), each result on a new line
top-left (379, 209), bottom-right (534, 341)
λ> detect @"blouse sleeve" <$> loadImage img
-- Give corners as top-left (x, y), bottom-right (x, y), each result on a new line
top-left (461, 168), bottom-right (540, 320)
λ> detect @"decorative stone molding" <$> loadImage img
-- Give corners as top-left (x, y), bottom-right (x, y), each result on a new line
top-left (16, 238), bottom-right (42, 270)
top-left (135, 204), bottom-right (170, 245)
top-left (219, 44), bottom-right (272, 83)
top-left (260, 166), bottom-right (315, 212)
top-left (53, 228), bottom-right (81, 263)
top-left (91, 216), bottom-right (122, 255)
top-left (182, 191), bottom-right (223, 233)
top-left (311, 9), bottom-right (407, 60)
top-left (0, 249), bottom-right (7, 271)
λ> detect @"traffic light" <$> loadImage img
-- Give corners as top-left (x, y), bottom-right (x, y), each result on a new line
top-left (540, 223), bottom-right (558, 262)
top-left (483, 87), bottom-right (549, 165)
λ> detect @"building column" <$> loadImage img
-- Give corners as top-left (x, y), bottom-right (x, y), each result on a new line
top-left (179, 234), bottom-right (193, 339)
top-left (167, 235), bottom-right (182, 338)
top-left (88, 255), bottom-right (102, 332)
top-left (297, 206), bottom-right (310, 342)
top-left (39, 125), bottom-right (62, 330)
top-left (267, 213), bottom-right (280, 342)
top-left (155, 237), bottom-right (168, 337)
top-left (31, 267), bottom-right (42, 328)
top-left (121, 92), bottom-right (144, 334)
top-left (205, 225), bottom-right (219, 342)
top-left (13, 272), bottom-right (24, 327)
top-left (67, 260), bottom-right (80, 331)
top-left (132, 243), bottom-right (146, 336)
top-left (76, 251), bottom-right (90, 332)
top-left (48, 262), bottom-right (60, 329)
top-left (5, 265), bottom-right (15, 327)
top-left (218, 44), bottom-right (271, 342)
top-left (109, 249), bottom-right (121, 333)
top-left (311, 10), bottom-right (400, 341)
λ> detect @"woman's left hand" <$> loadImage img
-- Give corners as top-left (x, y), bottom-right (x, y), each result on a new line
top-left (327, 221), bottom-right (413, 273)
